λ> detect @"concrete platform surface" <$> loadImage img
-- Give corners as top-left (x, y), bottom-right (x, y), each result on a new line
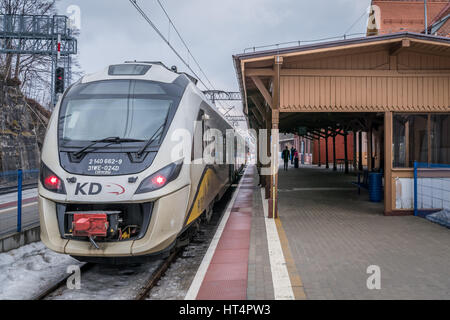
top-left (278, 165), bottom-right (450, 300)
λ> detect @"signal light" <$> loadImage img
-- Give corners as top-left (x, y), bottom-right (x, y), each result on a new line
top-left (55, 67), bottom-right (65, 94)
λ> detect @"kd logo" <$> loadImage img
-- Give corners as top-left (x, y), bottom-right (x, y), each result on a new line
top-left (367, 265), bottom-right (381, 290)
top-left (67, 265), bottom-right (81, 290)
top-left (67, 5), bottom-right (81, 30)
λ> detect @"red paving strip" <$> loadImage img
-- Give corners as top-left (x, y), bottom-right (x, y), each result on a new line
top-left (196, 170), bottom-right (255, 300)
top-left (0, 197), bottom-right (38, 210)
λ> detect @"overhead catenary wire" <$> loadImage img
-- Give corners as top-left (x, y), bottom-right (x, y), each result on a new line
top-left (128, 0), bottom-right (210, 90)
top-left (154, 0), bottom-right (232, 115)
top-left (129, 0), bottom-right (243, 122)
top-left (344, 4), bottom-right (371, 35)
top-left (156, 0), bottom-right (216, 91)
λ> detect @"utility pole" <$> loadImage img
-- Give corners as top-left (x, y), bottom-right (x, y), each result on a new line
top-left (424, 0), bottom-right (428, 34)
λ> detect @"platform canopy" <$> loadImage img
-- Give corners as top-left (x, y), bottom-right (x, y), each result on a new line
top-left (233, 32), bottom-right (450, 218)
top-left (234, 32), bottom-right (450, 129)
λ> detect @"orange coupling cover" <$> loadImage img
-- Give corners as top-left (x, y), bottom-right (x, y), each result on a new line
top-left (72, 213), bottom-right (109, 237)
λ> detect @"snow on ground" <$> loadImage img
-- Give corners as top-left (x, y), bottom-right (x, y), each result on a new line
top-left (0, 242), bottom-right (81, 300)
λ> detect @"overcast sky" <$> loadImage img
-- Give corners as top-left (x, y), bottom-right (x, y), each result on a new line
top-left (57, 0), bottom-right (371, 90)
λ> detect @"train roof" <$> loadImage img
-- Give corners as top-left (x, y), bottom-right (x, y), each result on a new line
top-left (81, 61), bottom-right (199, 86)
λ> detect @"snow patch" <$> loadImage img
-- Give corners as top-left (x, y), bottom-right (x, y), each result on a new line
top-left (0, 242), bottom-right (81, 300)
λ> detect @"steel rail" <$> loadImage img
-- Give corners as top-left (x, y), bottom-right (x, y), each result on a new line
top-left (134, 248), bottom-right (182, 300)
top-left (33, 263), bottom-right (94, 300)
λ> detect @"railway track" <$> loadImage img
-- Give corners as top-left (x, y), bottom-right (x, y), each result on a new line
top-left (33, 263), bottom-right (94, 300)
top-left (33, 248), bottom-right (182, 300)
top-left (134, 248), bottom-right (182, 300)
top-left (30, 174), bottom-right (241, 301)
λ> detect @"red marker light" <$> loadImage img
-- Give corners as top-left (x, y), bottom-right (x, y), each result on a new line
top-left (40, 164), bottom-right (66, 194)
top-left (45, 175), bottom-right (60, 188)
top-left (152, 176), bottom-right (166, 186)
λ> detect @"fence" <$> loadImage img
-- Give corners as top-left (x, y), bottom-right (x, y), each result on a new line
top-left (414, 162), bottom-right (450, 217)
top-left (0, 169), bottom-right (39, 190)
top-left (0, 169), bottom-right (39, 234)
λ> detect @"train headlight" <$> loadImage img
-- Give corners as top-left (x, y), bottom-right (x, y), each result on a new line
top-left (135, 160), bottom-right (183, 194)
top-left (40, 163), bottom-right (66, 194)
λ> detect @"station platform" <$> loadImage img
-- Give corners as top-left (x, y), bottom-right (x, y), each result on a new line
top-left (277, 165), bottom-right (450, 300)
top-left (186, 165), bottom-right (304, 300)
top-left (186, 164), bottom-right (450, 300)
top-left (0, 188), bottom-right (38, 209)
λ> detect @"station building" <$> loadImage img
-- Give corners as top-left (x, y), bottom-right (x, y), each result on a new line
top-left (233, 31), bottom-right (450, 218)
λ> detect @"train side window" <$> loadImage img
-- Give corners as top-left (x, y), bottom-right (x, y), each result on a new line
top-left (192, 110), bottom-right (205, 162)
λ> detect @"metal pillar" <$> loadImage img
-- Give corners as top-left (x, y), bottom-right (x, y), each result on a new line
top-left (318, 137), bottom-right (322, 167)
top-left (325, 132), bottom-right (329, 169)
top-left (358, 131), bottom-right (363, 171)
top-left (333, 132), bottom-right (337, 171)
top-left (353, 131), bottom-right (357, 171)
top-left (344, 132), bottom-right (349, 174)
top-left (17, 170), bottom-right (23, 233)
top-left (0, 14), bottom-right (78, 107)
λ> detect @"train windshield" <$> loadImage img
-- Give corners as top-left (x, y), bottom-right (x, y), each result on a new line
top-left (59, 80), bottom-right (182, 144)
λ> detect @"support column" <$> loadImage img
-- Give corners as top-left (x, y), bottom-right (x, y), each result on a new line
top-left (384, 112), bottom-right (393, 215)
top-left (353, 131), bottom-right (357, 171)
top-left (368, 122), bottom-right (373, 172)
top-left (325, 131), bottom-right (330, 169)
top-left (333, 131), bottom-right (337, 172)
top-left (405, 120), bottom-right (410, 167)
top-left (270, 113), bottom-right (279, 219)
top-left (256, 125), bottom-right (264, 187)
top-left (344, 131), bottom-right (349, 174)
top-left (358, 131), bottom-right (363, 171)
top-left (427, 114), bottom-right (432, 164)
top-left (269, 57), bottom-right (282, 219)
top-left (265, 112), bottom-right (271, 200)
top-left (318, 137), bottom-right (322, 167)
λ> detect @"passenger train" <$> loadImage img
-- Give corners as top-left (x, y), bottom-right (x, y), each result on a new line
top-left (39, 61), bottom-right (246, 264)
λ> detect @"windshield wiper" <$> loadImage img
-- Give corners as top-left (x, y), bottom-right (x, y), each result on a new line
top-left (137, 124), bottom-right (166, 158)
top-left (74, 137), bottom-right (145, 158)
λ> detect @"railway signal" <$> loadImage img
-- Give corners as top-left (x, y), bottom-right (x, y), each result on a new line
top-left (55, 67), bottom-right (65, 94)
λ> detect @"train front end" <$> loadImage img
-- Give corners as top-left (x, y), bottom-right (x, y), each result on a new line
top-left (39, 63), bottom-right (193, 263)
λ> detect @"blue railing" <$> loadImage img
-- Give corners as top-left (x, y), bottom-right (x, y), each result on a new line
top-left (17, 170), bottom-right (22, 232)
top-left (0, 169), bottom-right (39, 188)
top-left (0, 169), bottom-right (39, 233)
top-left (414, 162), bottom-right (450, 217)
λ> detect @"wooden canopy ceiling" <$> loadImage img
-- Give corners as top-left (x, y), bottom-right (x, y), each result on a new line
top-left (233, 32), bottom-right (450, 134)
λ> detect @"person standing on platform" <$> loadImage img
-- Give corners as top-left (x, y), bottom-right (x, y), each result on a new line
top-left (282, 147), bottom-right (290, 171)
top-left (290, 146), bottom-right (295, 165)
top-left (294, 149), bottom-right (299, 169)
